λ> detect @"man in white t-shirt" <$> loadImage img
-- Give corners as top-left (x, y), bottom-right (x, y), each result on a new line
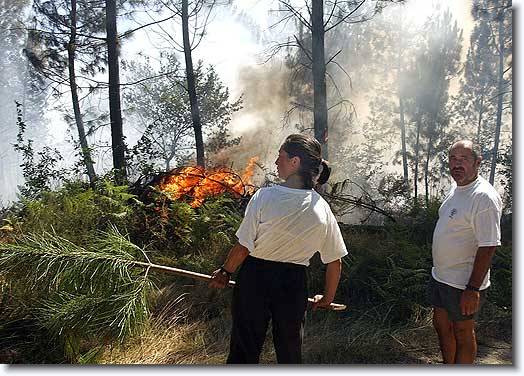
top-left (429, 140), bottom-right (502, 364)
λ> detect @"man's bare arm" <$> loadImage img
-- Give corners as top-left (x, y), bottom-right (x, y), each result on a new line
top-left (460, 246), bottom-right (497, 316)
top-left (468, 246), bottom-right (497, 288)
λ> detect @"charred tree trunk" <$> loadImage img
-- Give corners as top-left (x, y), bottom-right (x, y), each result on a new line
top-left (68, 0), bottom-right (96, 187)
top-left (182, 0), bottom-right (205, 168)
top-left (312, 0), bottom-right (328, 160)
top-left (106, 0), bottom-right (126, 183)
top-left (489, 12), bottom-right (505, 185)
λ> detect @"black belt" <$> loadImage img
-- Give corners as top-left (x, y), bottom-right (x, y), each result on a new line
top-left (245, 255), bottom-right (306, 270)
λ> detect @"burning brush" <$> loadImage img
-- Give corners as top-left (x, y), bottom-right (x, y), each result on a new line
top-left (158, 157), bottom-right (260, 208)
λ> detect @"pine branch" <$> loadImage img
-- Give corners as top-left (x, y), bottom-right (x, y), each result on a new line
top-left (0, 227), bottom-right (154, 349)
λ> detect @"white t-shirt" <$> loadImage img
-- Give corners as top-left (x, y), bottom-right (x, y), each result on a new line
top-left (432, 176), bottom-right (502, 290)
top-left (236, 185), bottom-right (348, 266)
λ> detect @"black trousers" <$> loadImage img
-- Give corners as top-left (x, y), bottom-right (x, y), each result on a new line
top-left (226, 255), bottom-right (308, 364)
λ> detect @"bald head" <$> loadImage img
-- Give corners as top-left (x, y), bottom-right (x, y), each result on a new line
top-left (448, 140), bottom-right (481, 186)
top-left (449, 140), bottom-right (481, 161)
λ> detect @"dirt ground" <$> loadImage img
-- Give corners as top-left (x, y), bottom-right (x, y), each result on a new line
top-left (393, 324), bottom-right (512, 364)
top-left (404, 336), bottom-right (512, 364)
top-left (476, 338), bottom-right (512, 364)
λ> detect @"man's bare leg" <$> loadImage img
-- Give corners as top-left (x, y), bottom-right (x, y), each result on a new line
top-left (432, 307), bottom-right (456, 363)
top-left (453, 319), bottom-right (476, 364)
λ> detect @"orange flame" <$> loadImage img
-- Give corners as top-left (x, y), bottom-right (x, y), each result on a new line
top-left (159, 157), bottom-right (259, 207)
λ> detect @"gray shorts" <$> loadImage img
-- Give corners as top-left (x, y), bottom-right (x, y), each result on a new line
top-left (427, 276), bottom-right (487, 321)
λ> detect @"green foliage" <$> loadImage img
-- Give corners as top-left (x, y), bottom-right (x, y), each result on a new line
top-left (122, 53), bottom-right (242, 177)
top-left (0, 180), bottom-right (247, 362)
top-left (335, 224), bottom-right (432, 324)
top-left (489, 245), bottom-right (512, 310)
top-left (127, 193), bottom-right (196, 256)
top-left (8, 179), bottom-right (136, 245)
top-left (400, 196), bottom-right (441, 246)
top-left (13, 101), bottom-right (67, 200)
top-left (189, 195), bottom-right (242, 257)
top-left (128, 194), bottom-right (242, 286)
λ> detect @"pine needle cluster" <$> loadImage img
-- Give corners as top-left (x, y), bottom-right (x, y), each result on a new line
top-left (0, 226), bottom-right (154, 362)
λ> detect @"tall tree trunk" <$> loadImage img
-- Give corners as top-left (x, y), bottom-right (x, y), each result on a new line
top-left (489, 12), bottom-right (505, 185)
top-left (68, 0), bottom-right (96, 187)
top-left (424, 135), bottom-right (433, 208)
top-left (106, 0), bottom-right (126, 183)
top-left (397, 16), bottom-right (408, 186)
top-left (311, 0), bottom-right (328, 160)
top-left (182, 0), bottom-right (205, 168)
top-left (425, 90), bottom-right (442, 208)
top-left (476, 93), bottom-right (485, 144)
top-left (413, 112), bottom-right (421, 205)
top-left (399, 95), bottom-right (408, 184)
top-left (424, 47), bottom-right (446, 207)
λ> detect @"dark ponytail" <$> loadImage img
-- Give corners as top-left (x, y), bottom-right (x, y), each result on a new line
top-left (281, 134), bottom-right (323, 189)
top-left (317, 160), bottom-right (331, 185)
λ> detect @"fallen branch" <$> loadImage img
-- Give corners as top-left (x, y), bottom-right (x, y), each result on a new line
top-left (0, 229), bottom-right (346, 313)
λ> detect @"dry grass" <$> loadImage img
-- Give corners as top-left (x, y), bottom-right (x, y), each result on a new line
top-left (97, 306), bottom-right (434, 364)
top-left (98, 315), bottom-right (283, 364)
top-left (98, 284), bottom-right (278, 364)
top-left (97, 287), bottom-right (512, 365)
top-left (99, 316), bottom-right (226, 364)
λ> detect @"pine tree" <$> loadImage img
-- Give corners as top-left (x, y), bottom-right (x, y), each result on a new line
top-left (123, 53), bottom-right (242, 176)
top-left (403, 7), bottom-right (462, 206)
top-left (0, 0), bottom-right (48, 203)
top-left (24, 0), bottom-right (109, 186)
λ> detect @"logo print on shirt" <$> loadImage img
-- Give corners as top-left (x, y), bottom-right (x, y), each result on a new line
top-left (449, 208), bottom-right (457, 219)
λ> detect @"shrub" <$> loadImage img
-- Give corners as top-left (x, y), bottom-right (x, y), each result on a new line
top-left (489, 245), bottom-right (512, 310)
top-left (4, 180), bottom-right (136, 245)
top-left (332, 224), bottom-right (431, 324)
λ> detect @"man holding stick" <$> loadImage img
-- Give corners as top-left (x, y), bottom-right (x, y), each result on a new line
top-left (429, 140), bottom-right (502, 364)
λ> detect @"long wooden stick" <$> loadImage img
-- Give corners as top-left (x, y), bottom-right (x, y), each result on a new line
top-left (132, 260), bottom-right (347, 311)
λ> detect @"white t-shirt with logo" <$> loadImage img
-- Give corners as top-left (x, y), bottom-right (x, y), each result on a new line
top-left (236, 185), bottom-right (348, 266)
top-left (432, 176), bottom-right (502, 290)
